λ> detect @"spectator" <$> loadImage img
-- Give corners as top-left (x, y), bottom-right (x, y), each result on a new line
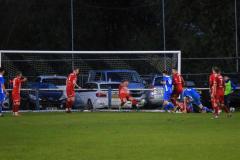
top-left (224, 76), bottom-right (236, 109)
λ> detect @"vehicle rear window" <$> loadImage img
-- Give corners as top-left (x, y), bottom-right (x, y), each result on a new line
top-left (42, 78), bottom-right (66, 86)
top-left (107, 72), bottom-right (141, 83)
top-left (84, 83), bottom-right (98, 89)
top-left (100, 84), bottom-right (120, 89)
top-left (89, 72), bottom-right (106, 81)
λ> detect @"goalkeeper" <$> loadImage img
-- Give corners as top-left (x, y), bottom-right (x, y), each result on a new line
top-left (119, 80), bottom-right (137, 109)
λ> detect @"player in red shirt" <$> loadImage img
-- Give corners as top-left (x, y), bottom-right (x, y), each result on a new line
top-left (119, 80), bottom-right (137, 109)
top-left (66, 68), bottom-right (81, 113)
top-left (10, 72), bottom-right (27, 116)
top-left (214, 68), bottom-right (231, 118)
top-left (210, 67), bottom-right (231, 118)
top-left (171, 68), bottom-right (185, 106)
top-left (209, 67), bottom-right (218, 117)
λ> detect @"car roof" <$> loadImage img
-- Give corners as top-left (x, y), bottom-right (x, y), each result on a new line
top-left (89, 69), bottom-right (137, 73)
top-left (86, 81), bottom-right (120, 84)
top-left (38, 75), bottom-right (67, 79)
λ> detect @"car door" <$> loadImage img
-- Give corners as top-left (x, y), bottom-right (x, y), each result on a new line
top-left (79, 83), bottom-right (97, 105)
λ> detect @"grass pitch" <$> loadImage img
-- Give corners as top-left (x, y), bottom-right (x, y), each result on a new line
top-left (0, 112), bottom-right (240, 160)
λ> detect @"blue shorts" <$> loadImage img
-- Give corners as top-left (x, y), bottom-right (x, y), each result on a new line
top-left (192, 98), bottom-right (201, 106)
top-left (163, 91), bottom-right (172, 101)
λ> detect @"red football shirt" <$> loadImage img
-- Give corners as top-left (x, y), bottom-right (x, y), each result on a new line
top-left (119, 84), bottom-right (130, 100)
top-left (216, 74), bottom-right (225, 96)
top-left (209, 73), bottom-right (217, 95)
top-left (11, 77), bottom-right (24, 95)
top-left (66, 73), bottom-right (77, 91)
top-left (172, 73), bottom-right (184, 91)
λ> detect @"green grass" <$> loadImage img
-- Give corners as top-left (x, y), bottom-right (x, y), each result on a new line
top-left (0, 112), bottom-right (240, 160)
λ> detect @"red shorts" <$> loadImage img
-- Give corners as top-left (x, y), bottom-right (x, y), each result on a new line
top-left (66, 89), bottom-right (75, 98)
top-left (172, 88), bottom-right (183, 97)
top-left (216, 94), bottom-right (224, 104)
top-left (12, 93), bottom-right (20, 105)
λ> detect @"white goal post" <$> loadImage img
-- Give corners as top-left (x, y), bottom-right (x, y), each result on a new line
top-left (0, 50), bottom-right (181, 75)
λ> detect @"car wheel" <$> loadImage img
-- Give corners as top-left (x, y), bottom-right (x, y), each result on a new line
top-left (87, 99), bottom-right (93, 111)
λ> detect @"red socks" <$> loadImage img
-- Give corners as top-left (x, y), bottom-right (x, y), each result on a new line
top-left (13, 105), bottom-right (20, 113)
top-left (214, 107), bottom-right (219, 116)
top-left (66, 100), bottom-right (73, 110)
top-left (221, 105), bottom-right (230, 113)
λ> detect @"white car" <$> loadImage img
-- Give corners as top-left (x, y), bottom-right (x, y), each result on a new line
top-left (78, 82), bottom-right (146, 110)
top-left (78, 82), bottom-right (121, 109)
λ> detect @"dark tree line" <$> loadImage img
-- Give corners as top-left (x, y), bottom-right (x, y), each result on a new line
top-left (0, 0), bottom-right (238, 73)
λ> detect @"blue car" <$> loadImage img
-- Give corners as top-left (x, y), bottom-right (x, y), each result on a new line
top-left (26, 76), bottom-right (67, 110)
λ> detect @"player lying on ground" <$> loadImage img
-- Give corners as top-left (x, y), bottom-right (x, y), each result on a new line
top-left (10, 72), bottom-right (27, 116)
top-left (0, 68), bottom-right (8, 117)
top-left (119, 80), bottom-right (138, 109)
top-left (171, 68), bottom-right (184, 106)
top-left (177, 88), bottom-right (211, 113)
top-left (66, 68), bottom-right (81, 113)
top-left (209, 67), bottom-right (231, 119)
top-left (161, 70), bottom-right (175, 111)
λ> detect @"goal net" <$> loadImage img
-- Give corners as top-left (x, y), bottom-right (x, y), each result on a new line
top-left (0, 50), bottom-right (181, 86)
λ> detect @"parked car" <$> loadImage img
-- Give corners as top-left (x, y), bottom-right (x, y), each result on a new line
top-left (87, 69), bottom-right (146, 106)
top-left (77, 80), bottom-right (146, 110)
top-left (144, 74), bottom-right (164, 107)
top-left (25, 75), bottom-right (67, 109)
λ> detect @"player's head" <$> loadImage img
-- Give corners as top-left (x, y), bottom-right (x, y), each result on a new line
top-left (162, 70), bottom-right (169, 76)
top-left (73, 68), bottom-right (80, 75)
top-left (16, 72), bottom-right (22, 77)
top-left (122, 80), bottom-right (129, 87)
top-left (212, 66), bottom-right (221, 74)
top-left (212, 66), bottom-right (219, 74)
top-left (172, 68), bottom-right (178, 74)
top-left (0, 67), bottom-right (5, 75)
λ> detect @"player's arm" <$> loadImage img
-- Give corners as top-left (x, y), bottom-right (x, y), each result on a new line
top-left (209, 75), bottom-right (214, 94)
top-left (211, 80), bottom-right (217, 98)
top-left (161, 77), bottom-right (166, 85)
top-left (75, 83), bottom-right (81, 89)
top-left (183, 97), bottom-right (188, 112)
top-left (73, 79), bottom-right (81, 89)
top-left (21, 77), bottom-right (27, 82)
top-left (181, 76), bottom-right (185, 87)
top-left (1, 83), bottom-right (8, 96)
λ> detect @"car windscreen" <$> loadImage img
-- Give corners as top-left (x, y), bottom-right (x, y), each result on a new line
top-left (107, 72), bottom-right (141, 83)
top-left (100, 84), bottom-right (120, 89)
top-left (42, 78), bottom-right (66, 86)
top-left (154, 77), bottom-right (163, 86)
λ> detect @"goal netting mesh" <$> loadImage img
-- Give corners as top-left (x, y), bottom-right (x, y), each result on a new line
top-left (0, 51), bottom-right (181, 86)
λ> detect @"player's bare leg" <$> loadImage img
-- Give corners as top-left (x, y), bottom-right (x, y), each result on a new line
top-left (211, 100), bottom-right (219, 119)
top-left (13, 101), bottom-right (21, 116)
top-left (220, 103), bottom-right (232, 118)
top-left (171, 94), bottom-right (178, 107)
top-left (197, 104), bottom-right (204, 113)
top-left (0, 102), bottom-right (3, 117)
top-left (66, 97), bottom-right (75, 113)
top-left (129, 97), bottom-right (138, 111)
